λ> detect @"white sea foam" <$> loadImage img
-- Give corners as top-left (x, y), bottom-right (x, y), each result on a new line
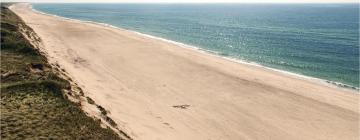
top-left (27, 4), bottom-right (359, 92)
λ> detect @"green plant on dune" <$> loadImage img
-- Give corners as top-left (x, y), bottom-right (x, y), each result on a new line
top-left (0, 4), bottom-right (124, 140)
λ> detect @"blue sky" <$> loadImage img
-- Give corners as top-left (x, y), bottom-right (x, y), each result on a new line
top-left (2, 0), bottom-right (359, 3)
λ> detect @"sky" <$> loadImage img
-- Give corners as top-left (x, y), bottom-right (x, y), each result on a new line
top-left (1, 0), bottom-right (358, 3)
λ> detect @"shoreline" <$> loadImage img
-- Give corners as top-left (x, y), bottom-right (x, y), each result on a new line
top-left (11, 3), bottom-right (359, 140)
top-left (29, 4), bottom-right (359, 91)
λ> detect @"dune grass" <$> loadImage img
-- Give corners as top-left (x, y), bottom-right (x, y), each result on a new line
top-left (1, 4), bottom-right (123, 139)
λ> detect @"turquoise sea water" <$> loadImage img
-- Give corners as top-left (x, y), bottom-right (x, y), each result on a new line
top-left (33, 4), bottom-right (359, 88)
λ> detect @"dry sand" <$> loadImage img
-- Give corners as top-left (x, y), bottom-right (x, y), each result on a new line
top-left (10, 3), bottom-right (359, 140)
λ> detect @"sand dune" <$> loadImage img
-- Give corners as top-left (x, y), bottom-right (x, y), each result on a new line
top-left (10, 3), bottom-right (359, 140)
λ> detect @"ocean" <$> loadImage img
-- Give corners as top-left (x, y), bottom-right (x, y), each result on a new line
top-left (32, 3), bottom-right (359, 88)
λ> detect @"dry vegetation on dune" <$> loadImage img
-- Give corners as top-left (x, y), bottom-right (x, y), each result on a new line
top-left (0, 4), bottom-right (125, 139)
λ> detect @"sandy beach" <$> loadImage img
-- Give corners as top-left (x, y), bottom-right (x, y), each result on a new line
top-left (10, 3), bottom-right (359, 140)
